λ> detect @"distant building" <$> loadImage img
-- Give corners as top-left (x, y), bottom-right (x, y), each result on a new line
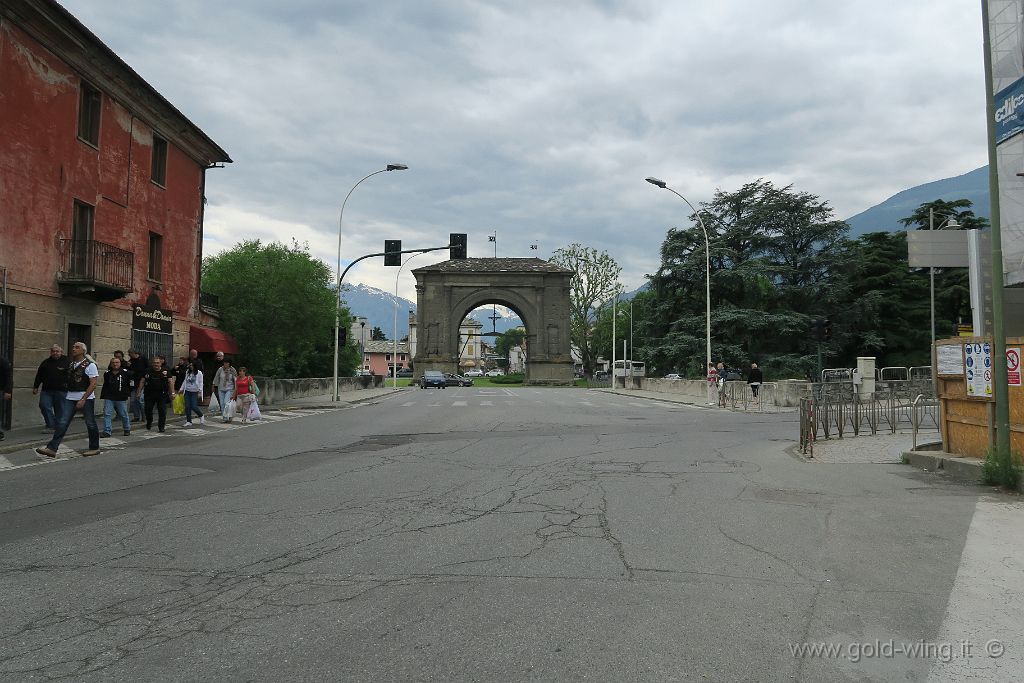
top-left (0, 0), bottom-right (231, 429)
top-left (362, 340), bottom-right (410, 376)
top-left (458, 318), bottom-right (483, 371)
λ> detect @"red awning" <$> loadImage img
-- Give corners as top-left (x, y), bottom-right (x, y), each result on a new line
top-left (189, 325), bottom-right (239, 354)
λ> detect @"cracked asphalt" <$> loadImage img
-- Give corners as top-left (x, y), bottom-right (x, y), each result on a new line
top-left (0, 387), bottom-right (999, 681)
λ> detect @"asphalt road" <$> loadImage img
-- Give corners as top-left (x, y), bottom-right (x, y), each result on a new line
top-left (0, 387), bottom-right (1010, 681)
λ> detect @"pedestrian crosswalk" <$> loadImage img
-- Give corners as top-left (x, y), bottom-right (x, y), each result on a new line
top-left (394, 393), bottom-right (689, 411)
top-left (0, 407), bottom-right (339, 471)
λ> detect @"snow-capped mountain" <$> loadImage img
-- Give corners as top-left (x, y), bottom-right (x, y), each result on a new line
top-left (341, 283), bottom-right (523, 340)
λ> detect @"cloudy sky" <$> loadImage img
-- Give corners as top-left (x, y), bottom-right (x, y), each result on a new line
top-left (62, 0), bottom-right (988, 300)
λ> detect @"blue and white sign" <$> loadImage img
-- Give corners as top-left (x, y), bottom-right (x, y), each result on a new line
top-left (995, 77), bottom-right (1024, 144)
top-left (965, 342), bottom-right (993, 398)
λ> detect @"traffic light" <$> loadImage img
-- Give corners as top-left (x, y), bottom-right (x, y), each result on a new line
top-left (384, 240), bottom-right (402, 266)
top-left (811, 318), bottom-right (824, 341)
top-left (338, 327), bottom-right (347, 346)
top-left (823, 318), bottom-right (832, 341)
top-left (450, 233), bottom-right (467, 259)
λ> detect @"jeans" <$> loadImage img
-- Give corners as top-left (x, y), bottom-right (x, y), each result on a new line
top-left (103, 399), bottom-right (130, 434)
top-left (48, 397), bottom-right (99, 451)
top-left (145, 393), bottom-right (169, 431)
top-left (217, 388), bottom-right (231, 419)
top-left (130, 391), bottom-right (144, 421)
top-left (184, 391), bottom-right (204, 422)
top-left (38, 389), bottom-right (66, 428)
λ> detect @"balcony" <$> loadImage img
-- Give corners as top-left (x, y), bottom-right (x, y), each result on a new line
top-left (57, 239), bottom-right (134, 301)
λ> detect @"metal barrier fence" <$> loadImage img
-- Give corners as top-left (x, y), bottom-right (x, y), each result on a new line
top-left (798, 380), bottom-right (938, 455)
top-left (717, 381), bottom-right (780, 413)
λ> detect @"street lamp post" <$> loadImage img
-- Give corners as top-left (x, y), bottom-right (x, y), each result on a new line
top-left (645, 177), bottom-right (713, 404)
top-left (393, 251), bottom-right (427, 389)
top-left (333, 164), bottom-right (408, 402)
top-left (359, 319), bottom-right (366, 372)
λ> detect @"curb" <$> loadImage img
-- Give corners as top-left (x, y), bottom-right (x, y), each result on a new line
top-left (903, 450), bottom-right (986, 486)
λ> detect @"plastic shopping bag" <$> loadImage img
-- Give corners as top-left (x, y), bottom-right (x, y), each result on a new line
top-left (223, 399), bottom-right (236, 421)
top-left (172, 392), bottom-right (185, 415)
top-left (247, 398), bottom-right (262, 421)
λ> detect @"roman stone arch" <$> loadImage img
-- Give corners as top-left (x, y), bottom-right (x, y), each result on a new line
top-left (412, 258), bottom-right (574, 385)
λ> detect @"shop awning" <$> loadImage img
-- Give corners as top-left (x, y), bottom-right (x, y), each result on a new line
top-left (189, 325), bottom-right (239, 354)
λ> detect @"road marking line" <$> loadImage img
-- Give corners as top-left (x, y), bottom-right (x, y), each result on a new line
top-left (480, 401), bottom-right (493, 406)
top-left (452, 401), bottom-right (467, 407)
top-left (0, 454), bottom-right (13, 469)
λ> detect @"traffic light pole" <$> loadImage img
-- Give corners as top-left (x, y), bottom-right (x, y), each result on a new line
top-left (332, 242), bottom-right (456, 402)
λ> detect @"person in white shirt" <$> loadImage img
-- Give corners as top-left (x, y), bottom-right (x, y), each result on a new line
top-left (36, 341), bottom-right (100, 457)
top-left (178, 360), bottom-right (205, 426)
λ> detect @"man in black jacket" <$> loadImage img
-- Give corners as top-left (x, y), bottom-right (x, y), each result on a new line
top-left (0, 355), bottom-right (12, 441)
top-left (139, 355), bottom-right (173, 433)
top-left (32, 344), bottom-right (69, 429)
top-left (100, 356), bottom-right (132, 437)
top-left (126, 349), bottom-right (148, 422)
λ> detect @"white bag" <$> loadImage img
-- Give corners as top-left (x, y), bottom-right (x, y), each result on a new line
top-left (223, 399), bottom-right (236, 420)
top-left (247, 398), bottom-right (262, 421)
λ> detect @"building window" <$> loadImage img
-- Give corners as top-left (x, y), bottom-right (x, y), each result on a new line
top-left (386, 354), bottom-right (392, 361)
top-left (400, 354), bottom-right (406, 361)
top-left (151, 134), bottom-right (168, 186)
top-left (67, 323), bottom-right (92, 354)
top-left (72, 200), bottom-right (94, 242)
top-left (77, 81), bottom-right (101, 146)
top-left (148, 232), bottom-right (163, 281)
top-left (467, 345), bottom-right (474, 356)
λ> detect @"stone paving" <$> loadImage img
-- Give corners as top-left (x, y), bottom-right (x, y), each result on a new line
top-left (803, 430), bottom-right (940, 464)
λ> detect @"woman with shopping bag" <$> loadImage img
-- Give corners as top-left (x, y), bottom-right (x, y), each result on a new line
top-left (177, 361), bottom-right (205, 427)
top-left (232, 367), bottom-right (256, 425)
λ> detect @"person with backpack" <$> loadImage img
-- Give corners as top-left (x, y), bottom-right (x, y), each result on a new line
top-left (36, 341), bottom-right (100, 458)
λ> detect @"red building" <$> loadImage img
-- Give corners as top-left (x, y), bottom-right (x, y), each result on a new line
top-left (0, 0), bottom-right (233, 429)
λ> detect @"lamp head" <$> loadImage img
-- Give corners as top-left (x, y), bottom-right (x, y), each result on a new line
top-left (386, 164), bottom-right (409, 171)
top-left (946, 217), bottom-right (959, 228)
top-left (645, 177), bottom-right (667, 189)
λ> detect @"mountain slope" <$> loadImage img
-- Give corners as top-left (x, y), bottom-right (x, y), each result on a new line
top-left (844, 166), bottom-right (989, 236)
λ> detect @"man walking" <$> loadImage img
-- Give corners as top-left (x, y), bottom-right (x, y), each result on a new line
top-left (32, 344), bottom-right (69, 430)
top-left (139, 355), bottom-right (173, 433)
top-left (126, 349), bottom-right (148, 422)
top-left (35, 341), bottom-right (100, 458)
top-left (0, 354), bottom-right (11, 442)
top-left (747, 362), bottom-right (764, 400)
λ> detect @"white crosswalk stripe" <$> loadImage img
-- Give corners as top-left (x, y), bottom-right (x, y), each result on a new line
top-left (480, 401), bottom-right (493, 406)
top-left (452, 401), bottom-right (467, 407)
top-left (0, 455), bottom-right (13, 469)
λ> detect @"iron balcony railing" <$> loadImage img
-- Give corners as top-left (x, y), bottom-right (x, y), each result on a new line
top-left (57, 239), bottom-right (133, 292)
top-left (200, 291), bottom-right (220, 310)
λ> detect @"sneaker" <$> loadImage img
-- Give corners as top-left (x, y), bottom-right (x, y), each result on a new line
top-left (100, 431), bottom-right (112, 438)
top-left (124, 430), bottom-right (131, 436)
top-left (183, 421), bottom-right (193, 427)
top-left (35, 446), bottom-right (57, 458)
top-left (82, 449), bottom-right (100, 457)
top-left (199, 416), bottom-right (205, 425)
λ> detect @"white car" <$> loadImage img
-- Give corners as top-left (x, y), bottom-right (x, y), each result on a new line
top-left (464, 369), bottom-right (484, 377)
top-left (485, 369), bottom-right (503, 377)
top-left (663, 373), bottom-right (682, 380)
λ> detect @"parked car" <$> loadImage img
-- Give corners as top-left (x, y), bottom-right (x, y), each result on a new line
top-left (420, 370), bottom-right (447, 389)
top-left (464, 369), bottom-right (484, 377)
top-left (485, 369), bottom-right (503, 377)
top-left (446, 373), bottom-right (473, 387)
top-left (722, 368), bottom-right (743, 381)
top-left (663, 373), bottom-right (682, 380)
top-left (395, 368), bottom-right (414, 378)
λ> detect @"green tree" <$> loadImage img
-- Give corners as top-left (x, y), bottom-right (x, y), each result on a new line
top-left (644, 180), bottom-right (851, 379)
top-left (495, 328), bottom-right (526, 366)
top-left (370, 326), bottom-right (387, 341)
top-left (549, 243), bottom-right (622, 375)
top-left (201, 239), bottom-right (358, 377)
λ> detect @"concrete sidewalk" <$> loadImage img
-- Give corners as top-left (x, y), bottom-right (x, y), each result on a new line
top-left (0, 386), bottom-right (407, 456)
top-left (593, 386), bottom-right (797, 413)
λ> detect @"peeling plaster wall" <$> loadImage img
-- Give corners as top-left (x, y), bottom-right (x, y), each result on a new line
top-left (0, 17), bottom-right (216, 429)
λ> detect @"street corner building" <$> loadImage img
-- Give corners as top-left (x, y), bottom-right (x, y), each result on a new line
top-left (0, 0), bottom-right (234, 430)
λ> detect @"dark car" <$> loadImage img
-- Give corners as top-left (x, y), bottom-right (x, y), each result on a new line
top-left (420, 371), bottom-right (447, 389)
top-left (445, 373), bottom-right (473, 387)
top-left (395, 368), bottom-right (414, 378)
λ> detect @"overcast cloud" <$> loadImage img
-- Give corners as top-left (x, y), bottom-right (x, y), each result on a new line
top-left (60, 0), bottom-right (988, 299)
